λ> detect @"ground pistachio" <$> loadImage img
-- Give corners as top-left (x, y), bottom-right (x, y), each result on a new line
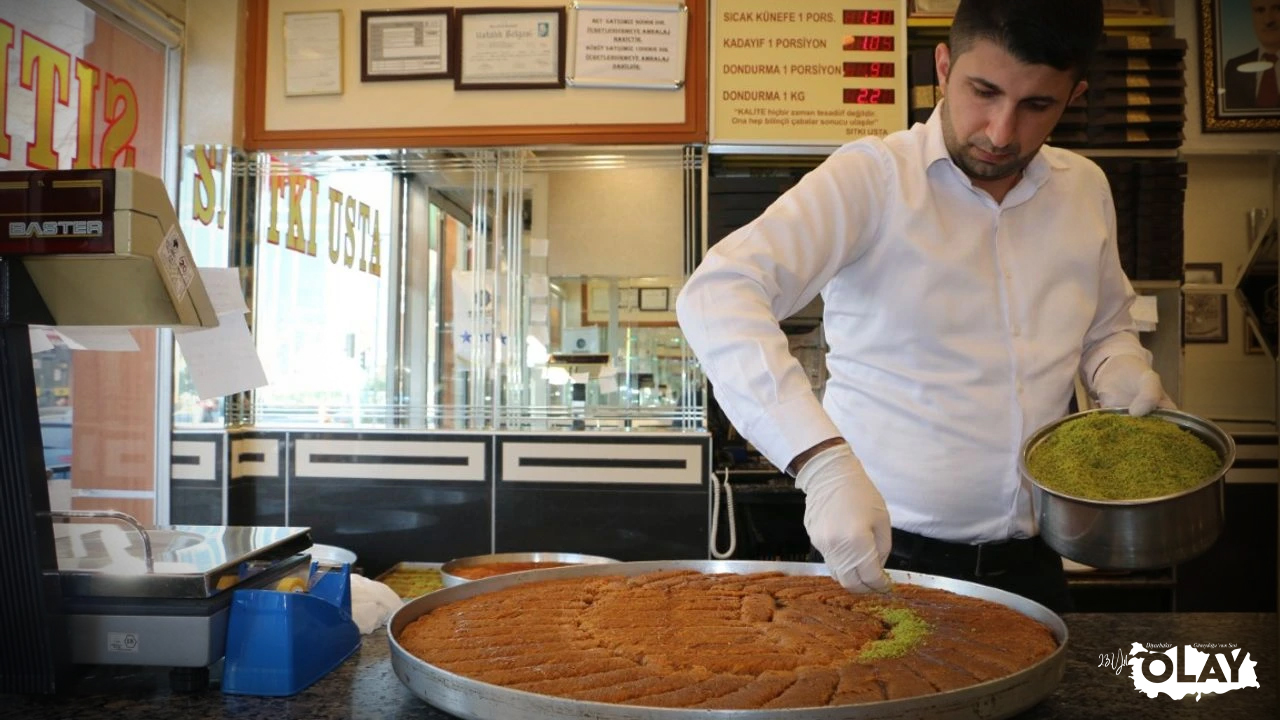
top-left (856, 606), bottom-right (931, 661)
top-left (1027, 413), bottom-right (1221, 501)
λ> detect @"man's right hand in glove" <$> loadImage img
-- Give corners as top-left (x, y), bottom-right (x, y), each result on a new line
top-left (792, 441), bottom-right (892, 593)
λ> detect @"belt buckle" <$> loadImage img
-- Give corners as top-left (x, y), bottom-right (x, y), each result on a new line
top-left (973, 542), bottom-right (1008, 578)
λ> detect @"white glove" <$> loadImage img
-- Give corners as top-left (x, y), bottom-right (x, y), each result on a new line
top-left (794, 443), bottom-right (892, 593)
top-left (1092, 354), bottom-right (1175, 416)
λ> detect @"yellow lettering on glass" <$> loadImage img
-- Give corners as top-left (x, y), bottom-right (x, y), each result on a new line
top-left (368, 209), bottom-right (382, 277)
top-left (21, 32), bottom-right (71, 169)
top-left (343, 196), bottom-right (357, 268)
top-left (72, 59), bottom-right (99, 169)
top-left (327, 187), bottom-right (343, 263)
top-left (357, 201), bottom-right (371, 272)
top-left (267, 171), bottom-right (286, 245)
top-left (287, 173), bottom-right (307, 253)
top-left (101, 74), bottom-right (137, 167)
top-left (306, 176), bottom-right (319, 256)
top-left (192, 144), bottom-right (218, 226)
top-left (0, 21), bottom-right (12, 159)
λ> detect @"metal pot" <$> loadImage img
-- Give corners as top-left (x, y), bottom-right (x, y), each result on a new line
top-left (1019, 408), bottom-right (1235, 570)
top-left (440, 551), bottom-right (618, 587)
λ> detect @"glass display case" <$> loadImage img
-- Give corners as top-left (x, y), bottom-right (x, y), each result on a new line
top-left (175, 145), bottom-right (705, 432)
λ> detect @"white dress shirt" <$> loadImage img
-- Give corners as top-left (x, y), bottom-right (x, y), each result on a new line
top-left (677, 108), bottom-right (1150, 543)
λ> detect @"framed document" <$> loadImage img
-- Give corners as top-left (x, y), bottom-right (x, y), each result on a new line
top-left (568, 1), bottom-right (687, 89)
top-left (283, 10), bottom-right (344, 96)
top-left (638, 287), bottom-right (669, 312)
top-left (361, 8), bottom-right (453, 82)
top-left (456, 7), bottom-right (567, 90)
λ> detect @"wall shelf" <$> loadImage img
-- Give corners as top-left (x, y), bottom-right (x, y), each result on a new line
top-left (1133, 280), bottom-right (1182, 291)
top-left (906, 16), bottom-right (1175, 29)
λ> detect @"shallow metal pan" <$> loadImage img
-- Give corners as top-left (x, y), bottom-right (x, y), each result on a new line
top-left (388, 560), bottom-right (1067, 720)
top-left (440, 551), bottom-right (618, 587)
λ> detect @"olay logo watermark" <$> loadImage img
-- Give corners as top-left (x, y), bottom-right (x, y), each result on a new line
top-left (1099, 643), bottom-right (1260, 701)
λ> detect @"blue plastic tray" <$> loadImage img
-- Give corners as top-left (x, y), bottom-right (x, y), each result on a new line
top-left (221, 563), bottom-right (361, 696)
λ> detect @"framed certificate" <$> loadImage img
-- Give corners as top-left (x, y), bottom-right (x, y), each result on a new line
top-left (361, 8), bottom-right (453, 82)
top-left (568, 1), bottom-right (687, 89)
top-left (283, 10), bottom-right (344, 97)
top-left (455, 7), bottom-right (566, 90)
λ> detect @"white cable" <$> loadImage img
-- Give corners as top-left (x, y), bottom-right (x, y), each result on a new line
top-left (708, 468), bottom-right (737, 559)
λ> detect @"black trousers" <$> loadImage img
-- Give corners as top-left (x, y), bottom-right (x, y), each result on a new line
top-left (811, 528), bottom-right (1074, 613)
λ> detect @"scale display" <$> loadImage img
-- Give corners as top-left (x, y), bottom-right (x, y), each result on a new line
top-left (711, 0), bottom-right (907, 144)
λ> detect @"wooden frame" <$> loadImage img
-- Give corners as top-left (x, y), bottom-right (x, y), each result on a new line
top-left (360, 8), bottom-right (453, 82)
top-left (243, 0), bottom-right (707, 149)
top-left (455, 7), bottom-right (566, 90)
top-left (1184, 263), bottom-right (1228, 344)
top-left (1198, 0), bottom-right (1280, 132)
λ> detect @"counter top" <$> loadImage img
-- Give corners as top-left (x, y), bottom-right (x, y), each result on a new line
top-left (8, 613), bottom-right (1277, 719)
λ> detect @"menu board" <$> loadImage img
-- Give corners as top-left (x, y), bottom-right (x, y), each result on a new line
top-left (711, 0), bottom-right (908, 145)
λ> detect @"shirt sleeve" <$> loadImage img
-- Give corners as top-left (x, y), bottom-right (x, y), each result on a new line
top-left (1079, 177), bottom-right (1151, 385)
top-left (676, 145), bottom-right (888, 471)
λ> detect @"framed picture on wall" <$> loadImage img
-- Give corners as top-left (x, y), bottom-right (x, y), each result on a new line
top-left (455, 7), bottom-right (566, 90)
top-left (1184, 262), bottom-right (1229, 343)
top-left (361, 8), bottom-right (453, 82)
top-left (1198, 0), bottom-right (1280, 131)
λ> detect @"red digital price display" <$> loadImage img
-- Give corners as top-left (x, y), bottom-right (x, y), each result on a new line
top-left (843, 9), bottom-right (895, 25)
top-left (841, 35), bottom-right (895, 52)
top-left (843, 62), bottom-right (895, 78)
top-left (843, 88), bottom-right (897, 105)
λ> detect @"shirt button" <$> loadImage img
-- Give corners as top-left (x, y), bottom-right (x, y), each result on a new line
top-left (1012, 326), bottom-right (1022, 337)
top-left (1017, 382), bottom-right (1025, 394)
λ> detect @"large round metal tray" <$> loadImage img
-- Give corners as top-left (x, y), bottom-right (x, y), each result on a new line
top-left (387, 560), bottom-right (1067, 720)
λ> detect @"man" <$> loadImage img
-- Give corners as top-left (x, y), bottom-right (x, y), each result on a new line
top-left (676, 0), bottom-right (1172, 612)
top-left (1223, 0), bottom-right (1280, 110)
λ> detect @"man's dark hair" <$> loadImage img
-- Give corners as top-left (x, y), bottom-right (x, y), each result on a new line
top-left (949, 0), bottom-right (1105, 80)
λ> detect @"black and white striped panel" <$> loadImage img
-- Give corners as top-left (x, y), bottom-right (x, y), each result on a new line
top-left (502, 442), bottom-right (702, 485)
top-left (171, 440), bottom-right (217, 481)
top-left (232, 438), bottom-right (280, 478)
top-left (294, 439), bottom-right (486, 481)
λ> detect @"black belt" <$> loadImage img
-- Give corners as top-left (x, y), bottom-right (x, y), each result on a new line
top-left (890, 528), bottom-right (1039, 578)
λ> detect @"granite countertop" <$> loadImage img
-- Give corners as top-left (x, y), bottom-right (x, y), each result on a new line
top-left (7, 613), bottom-right (1277, 719)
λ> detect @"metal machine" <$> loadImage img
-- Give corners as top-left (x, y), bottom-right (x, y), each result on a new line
top-left (0, 168), bottom-right (310, 694)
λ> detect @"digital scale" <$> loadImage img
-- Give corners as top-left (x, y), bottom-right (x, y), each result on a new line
top-left (53, 515), bottom-right (311, 689)
top-left (0, 168), bottom-right (312, 694)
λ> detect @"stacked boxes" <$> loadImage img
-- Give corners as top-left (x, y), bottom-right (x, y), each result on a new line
top-left (1095, 158), bottom-right (1187, 281)
top-left (1052, 35), bottom-right (1187, 150)
top-left (907, 47), bottom-right (939, 126)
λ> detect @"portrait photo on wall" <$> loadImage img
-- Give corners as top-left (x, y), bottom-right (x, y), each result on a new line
top-left (1199, 0), bottom-right (1280, 131)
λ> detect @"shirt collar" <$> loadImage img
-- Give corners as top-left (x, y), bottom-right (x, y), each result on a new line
top-left (922, 101), bottom-right (1066, 190)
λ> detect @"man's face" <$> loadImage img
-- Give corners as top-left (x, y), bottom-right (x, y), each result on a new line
top-left (935, 39), bottom-right (1085, 191)
top-left (1251, 0), bottom-right (1280, 53)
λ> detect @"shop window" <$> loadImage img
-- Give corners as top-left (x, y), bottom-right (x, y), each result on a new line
top-left (203, 147), bottom-right (705, 431)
